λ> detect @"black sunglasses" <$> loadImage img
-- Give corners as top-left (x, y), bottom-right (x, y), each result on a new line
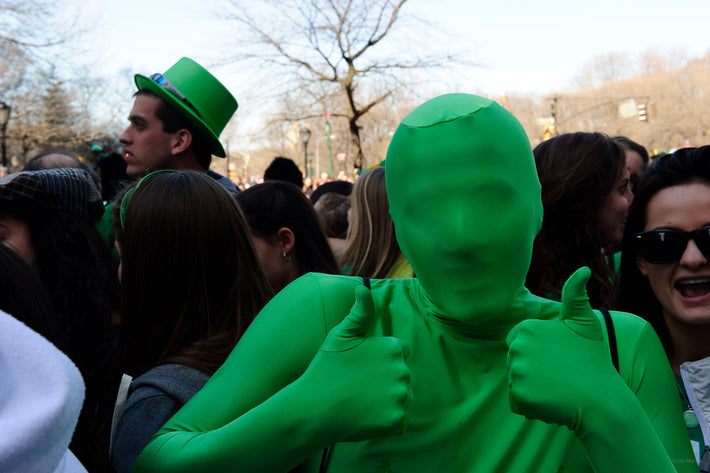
top-left (634, 225), bottom-right (710, 264)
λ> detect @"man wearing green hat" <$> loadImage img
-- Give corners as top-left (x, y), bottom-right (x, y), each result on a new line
top-left (98, 58), bottom-right (239, 253)
top-left (118, 57), bottom-right (239, 195)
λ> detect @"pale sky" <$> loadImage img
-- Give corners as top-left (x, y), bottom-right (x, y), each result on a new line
top-left (407, 0), bottom-right (710, 94)
top-left (67, 0), bottom-right (710, 132)
top-left (78, 0), bottom-right (710, 88)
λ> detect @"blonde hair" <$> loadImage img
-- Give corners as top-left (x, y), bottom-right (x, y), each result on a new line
top-left (343, 167), bottom-right (402, 278)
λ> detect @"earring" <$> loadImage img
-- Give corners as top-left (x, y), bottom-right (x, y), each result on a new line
top-left (282, 251), bottom-right (291, 262)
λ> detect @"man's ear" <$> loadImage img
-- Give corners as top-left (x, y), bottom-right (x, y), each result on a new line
top-left (277, 227), bottom-right (295, 255)
top-left (171, 129), bottom-right (192, 155)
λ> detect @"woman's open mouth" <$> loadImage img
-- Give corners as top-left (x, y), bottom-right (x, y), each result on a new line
top-left (675, 278), bottom-right (710, 300)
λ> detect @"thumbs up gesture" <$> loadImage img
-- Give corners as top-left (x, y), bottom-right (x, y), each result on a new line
top-left (506, 267), bottom-right (622, 434)
top-left (558, 266), bottom-right (604, 340)
top-left (297, 285), bottom-right (412, 442)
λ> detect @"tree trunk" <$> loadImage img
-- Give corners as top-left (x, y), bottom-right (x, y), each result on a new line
top-left (349, 116), bottom-right (364, 171)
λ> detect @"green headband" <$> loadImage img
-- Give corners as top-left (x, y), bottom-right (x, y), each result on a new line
top-left (120, 169), bottom-right (177, 227)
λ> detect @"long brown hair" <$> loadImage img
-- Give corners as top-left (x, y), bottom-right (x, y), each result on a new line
top-left (343, 167), bottom-right (402, 278)
top-left (527, 132), bottom-right (626, 307)
top-left (115, 171), bottom-right (272, 377)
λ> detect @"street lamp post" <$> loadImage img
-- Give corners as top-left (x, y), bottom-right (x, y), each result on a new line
top-left (299, 126), bottom-right (311, 178)
top-left (0, 102), bottom-right (10, 170)
top-left (315, 134), bottom-right (337, 178)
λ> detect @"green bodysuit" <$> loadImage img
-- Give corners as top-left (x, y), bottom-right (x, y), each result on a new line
top-left (133, 94), bottom-right (696, 472)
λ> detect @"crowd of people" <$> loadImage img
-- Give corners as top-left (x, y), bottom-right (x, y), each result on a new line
top-left (1, 56), bottom-right (708, 473)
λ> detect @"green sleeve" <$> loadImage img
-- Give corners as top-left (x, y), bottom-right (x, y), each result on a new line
top-left (613, 312), bottom-right (698, 472)
top-left (573, 311), bottom-right (697, 472)
top-left (507, 269), bottom-right (697, 473)
top-left (132, 274), bottom-right (341, 472)
top-left (132, 274), bottom-right (411, 472)
top-left (96, 201), bottom-right (119, 260)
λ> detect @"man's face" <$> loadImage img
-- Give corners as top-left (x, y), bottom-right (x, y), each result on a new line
top-left (119, 94), bottom-right (176, 176)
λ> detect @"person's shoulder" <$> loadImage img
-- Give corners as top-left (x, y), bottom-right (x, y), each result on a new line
top-left (129, 364), bottom-right (208, 404)
top-left (605, 309), bottom-right (654, 338)
top-left (277, 272), bottom-right (363, 302)
top-left (274, 273), bottom-right (382, 322)
top-left (290, 272), bottom-right (410, 296)
top-left (206, 169), bottom-right (240, 195)
top-left (132, 364), bottom-right (208, 387)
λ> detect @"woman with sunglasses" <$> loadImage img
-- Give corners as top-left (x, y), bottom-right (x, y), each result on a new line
top-left (614, 145), bottom-right (710, 466)
top-left (109, 170), bottom-right (272, 472)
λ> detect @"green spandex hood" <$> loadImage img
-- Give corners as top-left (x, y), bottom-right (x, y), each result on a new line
top-left (386, 94), bottom-right (542, 326)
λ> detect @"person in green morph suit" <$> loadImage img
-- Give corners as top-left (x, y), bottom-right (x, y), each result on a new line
top-left (132, 94), bottom-right (696, 472)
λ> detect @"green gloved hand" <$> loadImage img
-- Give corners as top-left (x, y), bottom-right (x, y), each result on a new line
top-left (297, 284), bottom-right (412, 443)
top-left (505, 267), bottom-right (693, 472)
top-left (506, 267), bottom-right (619, 433)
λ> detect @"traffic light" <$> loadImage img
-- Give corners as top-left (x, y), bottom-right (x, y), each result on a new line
top-left (638, 103), bottom-right (648, 122)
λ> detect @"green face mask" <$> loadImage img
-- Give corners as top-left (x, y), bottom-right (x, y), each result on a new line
top-left (386, 94), bottom-right (542, 325)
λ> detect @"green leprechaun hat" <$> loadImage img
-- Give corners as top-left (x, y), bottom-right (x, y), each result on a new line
top-left (134, 57), bottom-right (237, 157)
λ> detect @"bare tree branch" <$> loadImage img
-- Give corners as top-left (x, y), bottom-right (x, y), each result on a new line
top-left (216, 0), bottom-right (459, 170)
